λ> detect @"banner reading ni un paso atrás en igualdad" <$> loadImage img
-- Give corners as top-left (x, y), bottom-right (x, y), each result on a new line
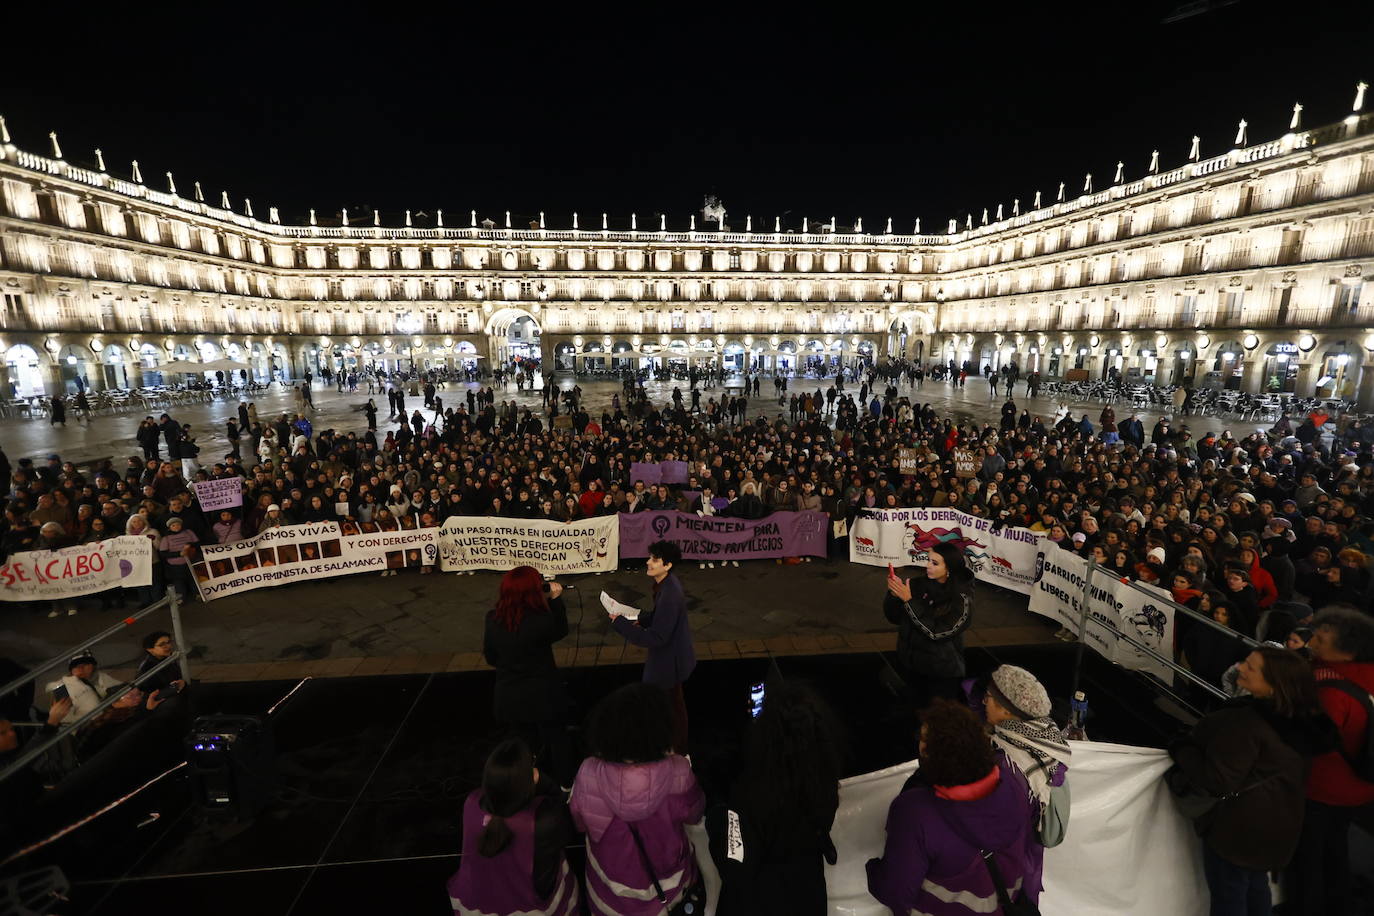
top-left (618, 510), bottom-right (827, 560)
top-left (194, 519), bottom-right (438, 601)
top-left (437, 516), bottom-right (618, 575)
top-left (847, 507), bottom-right (1043, 595)
top-left (0, 536), bottom-right (154, 602)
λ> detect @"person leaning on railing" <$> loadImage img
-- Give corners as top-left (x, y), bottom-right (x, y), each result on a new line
top-left (1168, 646), bottom-right (1337, 916)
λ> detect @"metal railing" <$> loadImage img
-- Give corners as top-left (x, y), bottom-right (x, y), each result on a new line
top-left (0, 588), bottom-right (189, 786)
top-left (1067, 559), bottom-right (1262, 704)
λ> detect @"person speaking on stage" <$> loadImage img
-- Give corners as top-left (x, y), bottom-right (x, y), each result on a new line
top-left (607, 540), bottom-right (696, 753)
top-left (882, 541), bottom-right (975, 704)
top-left (484, 565), bottom-right (575, 787)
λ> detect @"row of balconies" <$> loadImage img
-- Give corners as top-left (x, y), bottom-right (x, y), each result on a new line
top-left (940, 173), bottom-right (1367, 272)
top-left (939, 231), bottom-right (1373, 301)
top-left (10, 226), bottom-right (1371, 309)
top-left (942, 298), bottom-right (1364, 335)
top-left (6, 155), bottom-right (1373, 280)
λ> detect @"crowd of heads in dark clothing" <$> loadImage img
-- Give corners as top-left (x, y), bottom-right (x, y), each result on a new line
top-left (3, 364), bottom-right (1374, 610)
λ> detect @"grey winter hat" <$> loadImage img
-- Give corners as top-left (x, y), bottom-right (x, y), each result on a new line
top-left (990, 665), bottom-right (1053, 719)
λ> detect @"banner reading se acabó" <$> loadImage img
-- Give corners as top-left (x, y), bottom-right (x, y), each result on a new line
top-left (195, 520), bottom-right (439, 601)
top-left (847, 507), bottom-right (1043, 595)
top-left (438, 516), bottom-right (619, 575)
top-left (0, 536), bottom-right (154, 602)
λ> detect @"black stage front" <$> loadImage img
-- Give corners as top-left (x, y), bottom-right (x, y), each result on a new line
top-left (9, 644), bottom-right (1183, 915)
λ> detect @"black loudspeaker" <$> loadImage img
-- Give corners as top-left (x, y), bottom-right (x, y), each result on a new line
top-left (185, 715), bottom-right (275, 819)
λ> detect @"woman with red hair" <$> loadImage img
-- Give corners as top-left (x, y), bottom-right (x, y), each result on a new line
top-left (484, 566), bottom-right (575, 786)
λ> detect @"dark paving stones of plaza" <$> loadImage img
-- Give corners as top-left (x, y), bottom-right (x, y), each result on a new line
top-left (0, 373), bottom-right (1270, 682)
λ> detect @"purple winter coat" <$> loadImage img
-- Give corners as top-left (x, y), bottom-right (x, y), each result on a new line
top-left (866, 759), bottom-right (1039, 916)
top-left (570, 755), bottom-right (705, 916)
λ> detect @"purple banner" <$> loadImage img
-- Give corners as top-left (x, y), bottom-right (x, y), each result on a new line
top-left (629, 462), bottom-right (663, 485)
top-left (618, 510), bottom-right (828, 560)
top-left (660, 461), bottom-right (689, 485)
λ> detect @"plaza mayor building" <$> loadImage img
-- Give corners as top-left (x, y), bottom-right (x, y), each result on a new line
top-left (0, 85), bottom-right (1371, 403)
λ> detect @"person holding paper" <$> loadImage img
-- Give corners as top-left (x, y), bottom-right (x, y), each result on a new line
top-left (608, 540), bottom-right (695, 753)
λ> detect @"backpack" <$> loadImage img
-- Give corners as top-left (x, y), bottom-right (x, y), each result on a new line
top-left (1023, 756), bottom-right (1071, 848)
top-left (1320, 680), bottom-right (1374, 782)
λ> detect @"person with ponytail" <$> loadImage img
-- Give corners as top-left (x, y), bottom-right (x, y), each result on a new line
top-left (446, 738), bottom-right (579, 916)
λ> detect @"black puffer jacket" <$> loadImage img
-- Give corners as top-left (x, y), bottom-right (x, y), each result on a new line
top-left (1169, 698), bottom-right (1337, 870)
top-left (882, 573), bottom-right (974, 678)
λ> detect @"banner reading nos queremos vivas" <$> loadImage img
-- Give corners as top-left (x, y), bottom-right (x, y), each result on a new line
top-left (195, 520), bottom-right (439, 601)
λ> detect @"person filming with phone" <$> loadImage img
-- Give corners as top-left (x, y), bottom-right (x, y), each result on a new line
top-left (883, 542), bottom-right (975, 705)
top-left (48, 652), bottom-right (120, 726)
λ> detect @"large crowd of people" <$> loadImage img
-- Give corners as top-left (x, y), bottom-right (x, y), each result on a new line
top-left (1, 358), bottom-right (1372, 913)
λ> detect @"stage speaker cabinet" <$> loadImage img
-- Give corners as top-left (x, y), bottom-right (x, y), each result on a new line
top-left (186, 715), bottom-right (275, 819)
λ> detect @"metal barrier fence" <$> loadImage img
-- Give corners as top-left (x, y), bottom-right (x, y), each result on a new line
top-left (1067, 558), bottom-right (1263, 706)
top-left (0, 588), bottom-right (188, 786)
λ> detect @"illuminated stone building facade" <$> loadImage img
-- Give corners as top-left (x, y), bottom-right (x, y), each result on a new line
top-left (0, 88), bottom-right (1371, 401)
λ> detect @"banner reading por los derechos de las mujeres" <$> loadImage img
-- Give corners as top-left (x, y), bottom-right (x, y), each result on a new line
top-left (0, 536), bottom-right (154, 602)
top-left (194, 520), bottom-right (440, 601)
top-left (847, 507), bottom-right (1044, 595)
top-left (437, 516), bottom-right (619, 575)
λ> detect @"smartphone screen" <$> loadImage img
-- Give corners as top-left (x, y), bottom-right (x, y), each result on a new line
top-left (749, 681), bottom-right (766, 718)
top-left (52, 684), bottom-right (70, 703)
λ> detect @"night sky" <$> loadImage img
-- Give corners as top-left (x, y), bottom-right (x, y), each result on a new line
top-left (2, 1), bottom-right (1368, 233)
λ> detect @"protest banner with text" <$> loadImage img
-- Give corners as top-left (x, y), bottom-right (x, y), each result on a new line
top-left (847, 507), bottom-right (1043, 595)
top-left (619, 510), bottom-right (827, 560)
top-left (1027, 548), bottom-right (1175, 680)
top-left (195, 520), bottom-right (439, 601)
top-left (193, 477), bottom-right (244, 512)
top-left (438, 516), bottom-right (619, 575)
top-left (0, 536), bottom-right (154, 602)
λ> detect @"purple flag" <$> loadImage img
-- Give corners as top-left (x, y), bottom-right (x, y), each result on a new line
top-left (618, 510), bottom-right (828, 560)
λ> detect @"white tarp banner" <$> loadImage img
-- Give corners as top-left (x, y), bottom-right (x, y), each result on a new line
top-left (195, 520), bottom-right (439, 601)
top-left (1027, 548), bottom-right (1176, 680)
top-left (848, 507), bottom-right (1044, 595)
top-left (0, 536), bottom-right (154, 602)
top-left (824, 741), bottom-right (1209, 916)
top-left (437, 516), bottom-right (619, 575)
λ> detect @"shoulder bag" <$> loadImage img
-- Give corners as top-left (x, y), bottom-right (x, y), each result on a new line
top-left (627, 821), bottom-right (707, 916)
